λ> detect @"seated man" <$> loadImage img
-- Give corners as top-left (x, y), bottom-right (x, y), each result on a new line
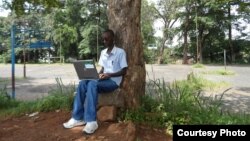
top-left (63, 29), bottom-right (128, 134)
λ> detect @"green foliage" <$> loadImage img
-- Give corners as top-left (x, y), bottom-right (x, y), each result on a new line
top-left (7, 0), bottom-right (63, 16)
top-left (120, 73), bottom-right (250, 132)
top-left (192, 63), bottom-right (205, 68)
top-left (78, 25), bottom-right (98, 58)
top-left (35, 94), bottom-right (73, 112)
top-left (0, 85), bottom-right (20, 109)
top-left (162, 48), bottom-right (174, 64)
top-left (36, 77), bottom-right (75, 112)
top-left (0, 53), bottom-right (10, 63)
top-left (77, 0), bottom-right (108, 59)
top-left (143, 49), bottom-right (158, 64)
top-left (2, 0), bottom-right (249, 64)
top-left (0, 78), bottom-right (75, 118)
top-left (201, 69), bottom-right (235, 76)
top-left (141, 0), bottom-right (157, 47)
top-left (53, 24), bottom-right (78, 57)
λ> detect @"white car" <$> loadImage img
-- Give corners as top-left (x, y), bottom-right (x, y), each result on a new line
top-left (147, 44), bottom-right (157, 50)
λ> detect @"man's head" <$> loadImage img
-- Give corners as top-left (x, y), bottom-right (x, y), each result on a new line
top-left (102, 29), bottom-right (114, 48)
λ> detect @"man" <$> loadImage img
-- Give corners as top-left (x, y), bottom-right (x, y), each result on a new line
top-left (63, 29), bottom-right (128, 134)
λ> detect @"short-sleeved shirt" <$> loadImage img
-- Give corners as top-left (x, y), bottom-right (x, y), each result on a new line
top-left (98, 46), bottom-right (128, 86)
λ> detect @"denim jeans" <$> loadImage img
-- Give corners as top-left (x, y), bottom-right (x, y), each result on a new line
top-left (72, 79), bottom-right (118, 122)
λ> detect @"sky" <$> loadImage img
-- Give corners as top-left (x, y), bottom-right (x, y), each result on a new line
top-left (0, 0), bottom-right (10, 17)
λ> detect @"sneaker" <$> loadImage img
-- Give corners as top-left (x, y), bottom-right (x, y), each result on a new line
top-left (83, 121), bottom-right (98, 134)
top-left (63, 118), bottom-right (85, 129)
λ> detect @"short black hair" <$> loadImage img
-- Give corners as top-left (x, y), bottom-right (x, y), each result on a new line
top-left (104, 29), bottom-right (114, 37)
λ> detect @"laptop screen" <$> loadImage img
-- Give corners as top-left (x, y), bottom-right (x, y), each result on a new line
top-left (73, 59), bottom-right (99, 80)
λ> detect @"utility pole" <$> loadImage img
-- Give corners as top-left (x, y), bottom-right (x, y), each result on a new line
top-left (196, 2), bottom-right (199, 63)
top-left (23, 29), bottom-right (26, 78)
top-left (60, 29), bottom-right (62, 63)
top-left (11, 24), bottom-right (16, 99)
top-left (224, 49), bottom-right (227, 70)
top-left (23, 45), bottom-right (26, 78)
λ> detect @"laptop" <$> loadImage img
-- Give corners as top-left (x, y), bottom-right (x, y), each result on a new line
top-left (73, 59), bottom-right (99, 80)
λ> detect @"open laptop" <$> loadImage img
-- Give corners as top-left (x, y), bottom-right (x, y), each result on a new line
top-left (73, 59), bottom-right (99, 80)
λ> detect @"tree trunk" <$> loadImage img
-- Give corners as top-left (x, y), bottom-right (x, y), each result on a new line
top-left (182, 14), bottom-right (189, 64)
top-left (157, 39), bottom-right (166, 64)
top-left (107, 0), bottom-right (146, 109)
top-left (228, 4), bottom-right (235, 63)
top-left (199, 39), bottom-right (203, 63)
top-left (182, 32), bottom-right (188, 64)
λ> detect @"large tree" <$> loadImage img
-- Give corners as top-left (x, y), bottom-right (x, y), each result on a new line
top-left (7, 0), bottom-right (146, 108)
top-left (153, 0), bottom-right (178, 64)
top-left (107, 0), bottom-right (146, 108)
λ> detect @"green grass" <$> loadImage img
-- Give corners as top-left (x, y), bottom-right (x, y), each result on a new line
top-left (185, 72), bottom-right (230, 91)
top-left (1, 75), bottom-right (250, 136)
top-left (121, 73), bottom-right (250, 135)
top-left (192, 63), bottom-right (205, 68)
top-left (0, 78), bottom-right (75, 118)
top-left (201, 69), bottom-right (236, 76)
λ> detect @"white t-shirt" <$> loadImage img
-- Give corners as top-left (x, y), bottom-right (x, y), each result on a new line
top-left (98, 46), bottom-right (128, 86)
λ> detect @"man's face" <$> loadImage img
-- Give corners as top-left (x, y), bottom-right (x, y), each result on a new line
top-left (102, 32), bottom-right (113, 47)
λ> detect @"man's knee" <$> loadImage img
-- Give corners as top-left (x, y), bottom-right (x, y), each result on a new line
top-left (88, 80), bottom-right (97, 87)
top-left (79, 80), bottom-right (87, 86)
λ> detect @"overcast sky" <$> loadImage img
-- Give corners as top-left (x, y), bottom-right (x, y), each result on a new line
top-left (0, 0), bottom-right (10, 17)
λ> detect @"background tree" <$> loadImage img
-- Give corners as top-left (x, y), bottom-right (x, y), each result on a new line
top-left (0, 17), bottom-right (11, 63)
top-left (2, 0), bottom-right (250, 65)
top-left (51, 0), bottom-right (84, 60)
top-left (153, 0), bottom-right (179, 64)
top-left (141, 0), bottom-right (157, 63)
top-left (177, 0), bottom-right (195, 64)
top-left (141, 0), bottom-right (157, 47)
top-left (78, 0), bottom-right (108, 60)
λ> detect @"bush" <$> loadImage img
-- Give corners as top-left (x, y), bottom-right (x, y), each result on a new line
top-left (121, 73), bottom-right (250, 133)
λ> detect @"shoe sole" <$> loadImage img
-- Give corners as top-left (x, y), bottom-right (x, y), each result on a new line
top-left (63, 122), bottom-right (85, 129)
top-left (83, 126), bottom-right (98, 135)
top-left (83, 130), bottom-right (97, 135)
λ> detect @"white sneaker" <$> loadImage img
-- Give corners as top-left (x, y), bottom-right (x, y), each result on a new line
top-left (83, 121), bottom-right (98, 134)
top-left (63, 118), bottom-right (85, 129)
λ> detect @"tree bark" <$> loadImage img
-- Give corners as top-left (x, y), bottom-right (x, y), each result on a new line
top-left (228, 4), bottom-right (235, 63)
top-left (157, 37), bottom-right (167, 64)
top-left (182, 20), bottom-right (189, 64)
top-left (182, 1), bottom-right (192, 64)
top-left (107, 0), bottom-right (146, 109)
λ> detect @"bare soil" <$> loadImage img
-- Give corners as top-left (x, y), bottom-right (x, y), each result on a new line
top-left (0, 110), bottom-right (171, 141)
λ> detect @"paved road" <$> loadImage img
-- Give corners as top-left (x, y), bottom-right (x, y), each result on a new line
top-left (0, 63), bottom-right (250, 113)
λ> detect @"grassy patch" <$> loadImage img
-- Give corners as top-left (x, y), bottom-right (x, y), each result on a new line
top-left (0, 85), bottom-right (20, 109)
top-left (192, 63), bottom-right (205, 68)
top-left (201, 69), bottom-right (235, 76)
top-left (121, 73), bottom-right (250, 135)
top-left (0, 78), bottom-right (75, 119)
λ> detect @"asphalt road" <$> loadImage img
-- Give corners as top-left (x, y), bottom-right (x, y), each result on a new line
top-left (0, 63), bottom-right (250, 113)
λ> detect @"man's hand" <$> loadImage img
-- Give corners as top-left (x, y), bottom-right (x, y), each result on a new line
top-left (99, 73), bottom-right (111, 80)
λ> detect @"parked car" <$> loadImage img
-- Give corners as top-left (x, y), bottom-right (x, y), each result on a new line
top-left (147, 44), bottom-right (157, 50)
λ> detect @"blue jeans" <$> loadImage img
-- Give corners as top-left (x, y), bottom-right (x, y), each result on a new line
top-left (72, 79), bottom-right (118, 122)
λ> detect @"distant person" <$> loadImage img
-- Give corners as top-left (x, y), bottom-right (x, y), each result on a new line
top-left (63, 29), bottom-right (128, 134)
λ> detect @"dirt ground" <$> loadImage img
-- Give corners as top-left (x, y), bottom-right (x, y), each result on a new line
top-left (0, 110), bottom-right (171, 141)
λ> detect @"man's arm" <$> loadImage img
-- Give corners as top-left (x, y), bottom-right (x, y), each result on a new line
top-left (99, 67), bottom-right (104, 74)
top-left (99, 67), bottom-right (127, 79)
top-left (107, 67), bottom-right (127, 77)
